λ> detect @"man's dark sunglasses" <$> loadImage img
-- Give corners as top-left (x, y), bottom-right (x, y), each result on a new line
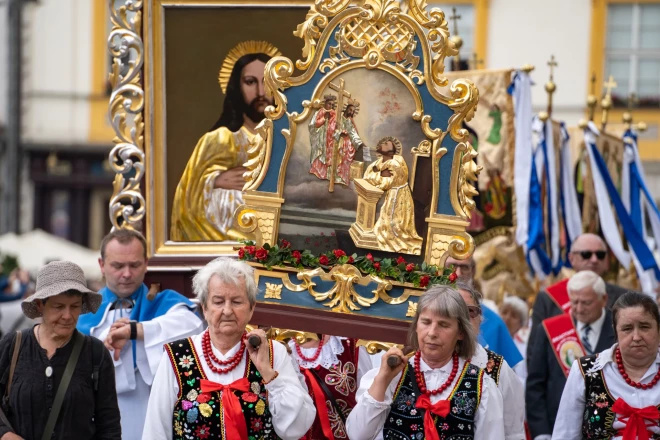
top-left (572, 250), bottom-right (607, 260)
top-left (467, 305), bottom-right (482, 319)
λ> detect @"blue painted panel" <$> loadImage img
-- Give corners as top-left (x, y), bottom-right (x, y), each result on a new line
top-left (256, 272), bottom-right (417, 321)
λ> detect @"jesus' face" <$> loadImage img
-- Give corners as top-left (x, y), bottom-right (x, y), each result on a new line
top-left (377, 140), bottom-right (395, 156)
top-left (240, 59), bottom-right (272, 122)
top-left (345, 105), bottom-right (355, 117)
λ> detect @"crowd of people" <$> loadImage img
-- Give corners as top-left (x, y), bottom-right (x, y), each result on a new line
top-left (0, 229), bottom-right (658, 439)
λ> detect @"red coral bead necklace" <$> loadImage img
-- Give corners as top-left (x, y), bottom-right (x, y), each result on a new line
top-left (414, 350), bottom-right (459, 395)
top-left (615, 347), bottom-right (660, 390)
top-left (295, 337), bottom-right (326, 363)
top-left (202, 329), bottom-right (245, 374)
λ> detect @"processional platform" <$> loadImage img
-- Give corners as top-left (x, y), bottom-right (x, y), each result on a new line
top-left (106, 0), bottom-right (480, 344)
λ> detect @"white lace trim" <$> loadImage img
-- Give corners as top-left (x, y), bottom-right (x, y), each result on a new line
top-left (289, 336), bottom-right (346, 369)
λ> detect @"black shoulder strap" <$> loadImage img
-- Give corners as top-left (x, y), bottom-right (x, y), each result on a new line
top-left (90, 336), bottom-right (104, 392)
top-left (309, 368), bottom-right (347, 425)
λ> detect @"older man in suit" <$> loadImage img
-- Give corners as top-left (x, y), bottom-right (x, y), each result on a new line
top-left (526, 233), bottom-right (626, 365)
top-left (525, 270), bottom-right (616, 440)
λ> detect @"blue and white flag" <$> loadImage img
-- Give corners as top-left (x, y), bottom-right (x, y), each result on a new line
top-left (584, 122), bottom-right (660, 286)
top-left (558, 123), bottom-right (582, 263)
top-left (510, 71), bottom-right (534, 249)
top-left (526, 116), bottom-right (561, 278)
top-left (622, 129), bottom-right (660, 292)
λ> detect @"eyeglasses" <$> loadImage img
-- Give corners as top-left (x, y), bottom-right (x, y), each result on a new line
top-left (467, 305), bottom-right (482, 319)
top-left (572, 250), bottom-right (607, 261)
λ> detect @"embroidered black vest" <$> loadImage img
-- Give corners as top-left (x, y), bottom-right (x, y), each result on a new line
top-left (383, 361), bottom-right (484, 440)
top-left (579, 354), bottom-right (660, 440)
top-left (484, 349), bottom-right (503, 386)
top-left (165, 337), bottom-right (282, 440)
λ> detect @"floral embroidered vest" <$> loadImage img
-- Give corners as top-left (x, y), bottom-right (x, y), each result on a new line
top-left (300, 338), bottom-right (358, 439)
top-left (383, 361), bottom-right (484, 440)
top-left (578, 355), bottom-right (660, 440)
top-left (165, 337), bottom-right (282, 440)
top-left (484, 349), bottom-right (503, 386)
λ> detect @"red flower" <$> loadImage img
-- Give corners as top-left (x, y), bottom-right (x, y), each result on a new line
top-left (197, 393), bottom-right (211, 404)
top-left (366, 253), bottom-right (374, 262)
top-left (280, 239), bottom-right (291, 249)
top-left (405, 263), bottom-right (415, 272)
top-left (238, 248), bottom-right (245, 259)
top-left (449, 272), bottom-right (458, 282)
top-left (347, 256), bottom-right (354, 264)
top-left (195, 425), bottom-right (211, 439)
top-left (373, 262), bottom-right (381, 271)
top-left (246, 245), bottom-right (256, 256)
top-left (333, 249), bottom-right (346, 258)
top-left (396, 256), bottom-right (406, 265)
top-left (241, 392), bottom-right (259, 403)
top-left (420, 275), bottom-right (430, 288)
top-left (250, 418), bottom-right (264, 432)
top-left (255, 248), bottom-right (268, 261)
top-left (292, 250), bottom-right (302, 263)
top-left (319, 255), bottom-right (330, 265)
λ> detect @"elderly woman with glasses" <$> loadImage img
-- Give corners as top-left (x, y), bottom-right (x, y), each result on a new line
top-left (553, 291), bottom-right (660, 439)
top-left (142, 257), bottom-right (315, 440)
top-left (346, 285), bottom-right (504, 440)
top-left (0, 261), bottom-right (120, 440)
top-left (456, 282), bottom-right (525, 440)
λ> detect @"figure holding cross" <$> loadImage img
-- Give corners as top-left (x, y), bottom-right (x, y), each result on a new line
top-left (327, 79), bottom-right (368, 191)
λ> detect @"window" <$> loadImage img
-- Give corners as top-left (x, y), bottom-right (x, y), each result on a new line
top-left (605, 3), bottom-right (660, 108)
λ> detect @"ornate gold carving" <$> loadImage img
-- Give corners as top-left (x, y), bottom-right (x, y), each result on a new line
top-left (243, 119), bottom-right (273, 192)
top-left (406, 301), bottom-right (417, 317)
top-left (356, 339), bottom-right (404, 354)
top-left (266, 328), bottom-right (319, 345)
top-left (425, 222), bottom-right (474, 267)
top-left (264, 283), bottom-right (283, 300)
top-left (235, 205), bottom-right (279, 245)
top-left (453, 141), bottom-right (482, 220)
top-left (108, 0), bottom-right (145, 230)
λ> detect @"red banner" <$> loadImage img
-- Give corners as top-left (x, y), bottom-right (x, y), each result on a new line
top-left (546, 279), bottom-right (571, 315)
top-left (542, 314), bottom-right (585, 377)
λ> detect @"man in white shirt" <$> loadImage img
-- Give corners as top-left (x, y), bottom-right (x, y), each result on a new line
top-left (526, 270), bottom-right (615, 440)
top-left (77, 229), bottom-right (203, 439)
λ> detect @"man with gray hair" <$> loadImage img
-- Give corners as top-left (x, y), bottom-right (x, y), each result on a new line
top-left (525, 270), bottom-right (616, 440)
top-left (527, 233), bottom-right (627, 364)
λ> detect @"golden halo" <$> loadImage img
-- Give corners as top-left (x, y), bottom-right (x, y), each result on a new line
top-left (218, 40), bottom-right (281, 94)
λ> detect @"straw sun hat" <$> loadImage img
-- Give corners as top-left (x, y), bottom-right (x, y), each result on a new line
top-left (21, 260), bottom-right (102, 319)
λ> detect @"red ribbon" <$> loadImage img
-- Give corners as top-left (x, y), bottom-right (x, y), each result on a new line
top-left (415, 394), bottom-right (450, 440)
top-left (302, 369), bottom-right (335, 440)
top-left (200, 378), bottom-right (250, 439)
top-left (612, 397), bottom-right (660, 440)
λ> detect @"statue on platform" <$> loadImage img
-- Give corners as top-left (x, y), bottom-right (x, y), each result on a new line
top-left (308, 95), bottom-right (337, 180)
top-left (334, 99), bottom-right (367, 186)
top-left (170, 40), bottom-right (281, 241)
top-left (362, 136), bottom-right (422, 254)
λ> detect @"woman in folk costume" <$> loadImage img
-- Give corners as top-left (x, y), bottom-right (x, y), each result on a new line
top-left (345, 285), bottom-right (505, 440)
top-left (553, 291), bottom-right (660, 440)
top-left (142, 258), bottom-right (315, 440)
top-left (456, 282), bottom-right (526, 439)
top-left (289, 335), bottom-right (382, 439)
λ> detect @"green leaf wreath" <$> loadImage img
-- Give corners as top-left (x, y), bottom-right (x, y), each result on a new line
top-left (236, 239), bottom-right (457, 289)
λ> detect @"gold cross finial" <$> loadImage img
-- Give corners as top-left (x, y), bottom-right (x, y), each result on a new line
top-left (603, 75), bottom-right (617, 100)
top-left (623, 92), bottom-right (639, 128)
top-left (587, 72), bottom-right (598, 121)
top-left (470, 52), bottom-right (484, 70)
top-left (547, 55), bottom-right (558, 81)
top-left (627, 92), bottom-right (638, 111)
top-left (450, 7), bottom-right (462, 36)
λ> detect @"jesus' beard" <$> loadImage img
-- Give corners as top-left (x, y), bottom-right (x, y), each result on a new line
top-left (244, 97), bottom-right (272, 124)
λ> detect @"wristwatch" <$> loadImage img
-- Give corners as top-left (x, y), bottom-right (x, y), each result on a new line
top-left (129, 321), bottom-right (138, 340)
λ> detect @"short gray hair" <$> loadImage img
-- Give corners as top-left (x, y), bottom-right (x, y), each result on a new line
top-left (193, 257), bottom-right (257, 308)
top-left (567, 270), bottom-right (606, 298)
top-left (501, 296), bottom-right (529, 328)
top-left (455, 281), bottom-right (483, 304)
top-left (408, 285), bottom-right (477, 359)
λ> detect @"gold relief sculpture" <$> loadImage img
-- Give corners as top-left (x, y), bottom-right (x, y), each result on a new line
top-left (266, 328), bottom-right (319, 345)
top-left (170, 40), bottom-right (281, 242)
top-left (264, 283), bottom-right (283, 300)
top-left (108, 0), bottom-right (145, 230)
top-left (356, 339), bottom-right (404, 355)
top-left (350, 137), bottom-right (423, 255)
top-left (406, 301), bottom-right (417, 317)
top-left (235, 202), bottom-right (280, 245)
top-left (452, 141), bottom-right (482, 220)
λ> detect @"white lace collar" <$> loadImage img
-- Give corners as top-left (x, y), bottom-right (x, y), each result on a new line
top-left (289, 336), bottom-right (346, 369)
